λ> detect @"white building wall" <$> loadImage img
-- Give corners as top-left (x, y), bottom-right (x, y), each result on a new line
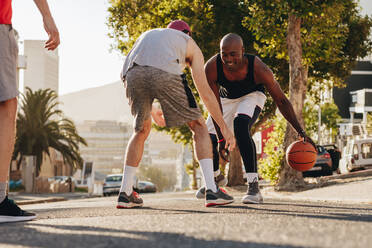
top-left (23, 40), bottom-right (59, 94)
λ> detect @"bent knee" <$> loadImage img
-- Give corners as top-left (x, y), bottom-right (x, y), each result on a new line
top-left (134, 119), bottom-right (152, 136)
top-left (187, 117), bottom-right (207, 132)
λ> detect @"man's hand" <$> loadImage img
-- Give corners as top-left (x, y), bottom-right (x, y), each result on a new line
top-left (43, 16), bottom-right (60, 50)
top-left (218, 141), bottom-right (230, 162)
top-left (299, 131), bottom-right (316, 149)
top-left (220, 126), bottom-right (236, 152)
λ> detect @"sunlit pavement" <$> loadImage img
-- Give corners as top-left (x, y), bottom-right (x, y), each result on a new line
top-left (1, 190), bottom-right (371, 248)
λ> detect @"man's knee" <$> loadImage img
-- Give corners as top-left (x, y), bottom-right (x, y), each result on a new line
top-left (134, 119), bottom-right (152, 137)
top-left (187, 117), bottom-right (207, 133)
top-left (234, 114), bottom-right (251, 133)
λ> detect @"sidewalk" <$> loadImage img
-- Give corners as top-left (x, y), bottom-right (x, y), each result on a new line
top-left (8, 192), bottom-right (94, 205)
top-left (261, 168), bottom-right (372, 204)
top-left (9, 169), bottom-right (372, 206)
top-left (261, 177), bottom-right (372, 204)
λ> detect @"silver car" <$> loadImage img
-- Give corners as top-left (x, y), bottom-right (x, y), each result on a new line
top-left (103, 174), bottom-right (156, 196)
top-left (103, 174), bottom-right (122, 196)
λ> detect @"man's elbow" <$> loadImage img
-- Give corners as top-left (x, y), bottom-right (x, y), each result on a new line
top-left (277, 98), bottom-right (291, 109)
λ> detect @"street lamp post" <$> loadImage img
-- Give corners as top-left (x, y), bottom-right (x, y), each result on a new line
top-left (318, 105), bottom-right (321, 145)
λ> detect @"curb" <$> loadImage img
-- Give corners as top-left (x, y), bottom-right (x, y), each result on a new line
top-left (321, 168), bottom-right (372, 180)
top-left (16, 197), bottom-right (66, 206)
top-left (262, 193), bottom-right (372, 205)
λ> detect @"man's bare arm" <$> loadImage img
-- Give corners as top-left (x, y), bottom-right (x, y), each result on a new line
top-left (205, 56), bottom-right (230, 161)
top-left (205, 57), bottom-right (224, 141)
top-left (33, 0), bottom-right (60, 50)
top-left (254, 57), bottom-right (314, 146)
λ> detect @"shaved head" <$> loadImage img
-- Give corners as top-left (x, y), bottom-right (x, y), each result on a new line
top-left (219, 33), bottom-right (245, 71)
top-left (220, 33), bottom-right (243, 49)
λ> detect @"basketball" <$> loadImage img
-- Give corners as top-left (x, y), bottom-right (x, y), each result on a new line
top-left (286, 140), bottom-right (317, 172)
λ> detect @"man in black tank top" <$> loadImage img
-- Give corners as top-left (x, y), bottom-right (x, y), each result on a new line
top-left (195, 33), bottom-right (314, 204)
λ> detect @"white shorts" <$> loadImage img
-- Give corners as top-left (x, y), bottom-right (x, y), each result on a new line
top-left (206, 91), bottom-right (266, 135)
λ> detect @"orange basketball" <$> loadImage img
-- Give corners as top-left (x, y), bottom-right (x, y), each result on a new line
top-left (286, 140), bottom-right (317, 172)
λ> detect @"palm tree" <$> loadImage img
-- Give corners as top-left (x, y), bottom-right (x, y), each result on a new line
top-left (13, 87), bottom-right (87, 177)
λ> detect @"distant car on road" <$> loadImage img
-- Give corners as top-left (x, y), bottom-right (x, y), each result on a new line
top-left (102, 174), bottom-right (122, 196)
top-left (136, 181), bottom-right (157, 193)
top-left (103, 174), bottom-right (156, 196)
top-left (322, 144), bottom-right (341, 172)
top-left (48, 176), bottom-right (75, 184)
top-left (303, 145), bottom-right (333, 177)
top-left (339, 138), bottom-right (372, 174)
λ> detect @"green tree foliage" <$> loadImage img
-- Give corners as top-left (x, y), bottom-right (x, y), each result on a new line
top-left (258, 115), bottom-right (286, 184)
top-left (13, 88), bottom-right (87, 176)
top-left (367, 113), bottom-right (372, 136)
top-left (244, 0), bottom-right (372, 188)
top-left (245, 0), bottom-right (372, 85)
top-left (304, 101), bottom-right (341, 138)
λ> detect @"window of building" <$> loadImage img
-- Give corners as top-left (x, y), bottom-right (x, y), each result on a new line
top-left (361, 143), bottom-right (372, 159)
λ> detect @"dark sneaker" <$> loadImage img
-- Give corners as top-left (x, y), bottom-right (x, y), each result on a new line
top-left (215, 174), bottom-right (228, 187)
top-left (0, 197), bottom-right (36, 223)
top-left (195, 174), bottom-right (228, 199)
top-left (205, 188), bottom-right (234, 207)
top-left (116, 191), bottom-right (143, 208)
top-left (195, 187), bottom-right (206, 199)
top-left (242, 181), bottom-right (263, 204)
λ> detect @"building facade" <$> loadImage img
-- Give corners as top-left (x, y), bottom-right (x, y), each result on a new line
top-left (23, 40), bottom-right (59, 94)
top-left (76, 120), bottom-right (151, 175)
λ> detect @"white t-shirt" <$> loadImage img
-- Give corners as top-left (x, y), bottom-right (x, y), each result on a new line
top-left (121, 28), bottom-right (190, 79)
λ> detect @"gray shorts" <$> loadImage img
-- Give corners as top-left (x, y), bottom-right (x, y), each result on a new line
top-left (0, 24), bottom-right (19, 102)
top-left (125, 65), bottom-right (202, 131)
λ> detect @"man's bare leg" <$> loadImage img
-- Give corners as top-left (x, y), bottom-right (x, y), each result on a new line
top-left (188, 117), bottom-right (216, 192)
top-left (0, 98), bottom-right (17, 202)
top-left (188, 117), bottom-right (234, 206)
top-left (117, 118), bottom-right (151, 208)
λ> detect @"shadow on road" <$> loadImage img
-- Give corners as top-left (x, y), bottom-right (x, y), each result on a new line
top-left (0, 223), bottom-right (303, 248)
top-left (246, 206), bottom-right (372, 223)
top-left (263, 201), bottom-right (372, 211)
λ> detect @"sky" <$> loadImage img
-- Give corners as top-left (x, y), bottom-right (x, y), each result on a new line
top-left (12, 0), bottom-right (123, 95)
top-left (11, 0), bottom-right (372, 95)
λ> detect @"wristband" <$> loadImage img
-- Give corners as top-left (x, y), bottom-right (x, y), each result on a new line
top-left (217, 138), bottom-right (225, 143)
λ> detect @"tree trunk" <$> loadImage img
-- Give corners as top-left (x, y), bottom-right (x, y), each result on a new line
top-left (277, 14), bottom-right (307, 190)
top-left (227, 148), bottom-right (245, 186)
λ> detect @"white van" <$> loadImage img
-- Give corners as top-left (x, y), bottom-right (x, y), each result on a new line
top-left (339, 138), bottom-right (372, 174)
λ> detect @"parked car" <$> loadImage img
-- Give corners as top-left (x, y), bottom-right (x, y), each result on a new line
top-left (48, 176), bottom-right (75, 184)
top-left (322, 144), bottom-right (341, 172)
top-left (338, 138), bottom-right (372, 174)
top-left (103, 174), bottom-right (156, 196)
top-left (136, 181), bottom-right (157, 193)
top-left (103, 174), bottom-right (122, 196)
top-left (303, 145), bottom-right (333, 177)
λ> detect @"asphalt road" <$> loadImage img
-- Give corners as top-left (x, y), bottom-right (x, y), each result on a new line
top-left (1, 192), bottom-right (371, 248)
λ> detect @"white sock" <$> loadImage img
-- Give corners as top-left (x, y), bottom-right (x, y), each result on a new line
top-left (246, 173), bottom-right (258, 183)
top-left (119, 165), bottom-right (137, 195)
top-left (214, 169), bottom-right (220, 178)
top-left (199, 159), bottom-right (217, 193)
top-left (0, 182), bottom-right (7, 203)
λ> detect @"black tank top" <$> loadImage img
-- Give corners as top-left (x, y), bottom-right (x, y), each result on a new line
top-left (217, 54), bottom-right (265, 99)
